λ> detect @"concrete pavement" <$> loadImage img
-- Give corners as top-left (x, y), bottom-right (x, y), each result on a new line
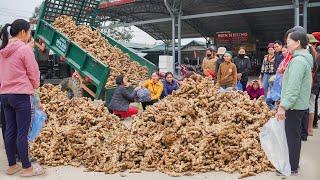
top-left (0, 125), bottom-right (320, 180)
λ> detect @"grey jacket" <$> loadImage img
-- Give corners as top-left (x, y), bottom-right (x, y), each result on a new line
top-left (108, 86), bottom-right (135, 111)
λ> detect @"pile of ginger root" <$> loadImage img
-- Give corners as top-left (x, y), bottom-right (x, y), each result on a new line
top-left (52, 15), bottom-right (149, 87)
top-left (30, 76), bottom-right (274, 179)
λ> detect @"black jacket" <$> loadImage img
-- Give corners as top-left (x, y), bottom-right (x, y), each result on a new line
top-left (274, 52), bottom-right (284, 71)
top-left (215, 57), bottom-right (224, 75)
top-left (233, 56), bottom-right (251, 80)
top-left (108, 86), bottom-right (135, 112)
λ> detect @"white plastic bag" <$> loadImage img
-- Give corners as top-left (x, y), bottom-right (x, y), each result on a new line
top-left (259, 118), bottom-right (291, 176)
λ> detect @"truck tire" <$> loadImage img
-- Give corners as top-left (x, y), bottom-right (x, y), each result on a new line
top-left (60, 77), bottom-right (83, 99)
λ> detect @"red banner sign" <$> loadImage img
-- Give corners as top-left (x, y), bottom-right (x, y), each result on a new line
top-left (216, 32), bottom-right (249, 45)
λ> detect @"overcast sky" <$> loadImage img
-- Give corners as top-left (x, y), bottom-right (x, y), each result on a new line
top-left (1, 0), bottom-right (205, 45)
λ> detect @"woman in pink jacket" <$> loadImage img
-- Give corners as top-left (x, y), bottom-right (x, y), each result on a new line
top-left (0, 19), bottom-right (44, 177)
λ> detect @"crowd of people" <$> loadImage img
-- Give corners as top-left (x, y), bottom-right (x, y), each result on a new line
top-left (0, 16), bottom-right (320, 178)
top-left (108, 46), bottom-right (256, 118)
top-left (108, 71), bottom-right (180, 118)
top-left (108, 26), bottom-right (320, 177)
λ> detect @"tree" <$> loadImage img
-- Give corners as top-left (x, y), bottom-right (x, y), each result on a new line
top-left (94, 0), bottom-right (135, 42)
top-left (30, 6), bottom-right (41, 21)
top-left (103, 21), bottom-right (134, 42)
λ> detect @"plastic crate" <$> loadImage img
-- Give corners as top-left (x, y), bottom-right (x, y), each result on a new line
top-left (40, 0), bottom-right (100, 27)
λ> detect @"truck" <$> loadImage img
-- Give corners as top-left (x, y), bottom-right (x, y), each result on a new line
top-left (34, 0), bottom-right (156, 105)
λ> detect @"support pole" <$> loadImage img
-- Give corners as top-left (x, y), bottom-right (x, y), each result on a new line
top-left (172, 17), bottom-right (176, 64)
top-left (294, 0), bottom-right (300, 26)
top-left (303, 0), bottom-right (308, 31)
top-left (164, 0), bottom-right (175, 71)
top-left (177, 1), bottom-right (182, 67)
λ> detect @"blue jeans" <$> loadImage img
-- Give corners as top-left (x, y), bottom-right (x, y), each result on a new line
top-left (262, 73), bottom-right (271, 98)
top-left (0, 94), bottom-right (32, 169)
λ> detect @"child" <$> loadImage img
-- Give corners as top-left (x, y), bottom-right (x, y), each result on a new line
top-left (216, 51), bottom-right (238, 89)
top-left (246, 80), bottom-right (264, 100)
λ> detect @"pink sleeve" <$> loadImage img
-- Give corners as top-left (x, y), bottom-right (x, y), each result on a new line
top-left (22, 46), bottom-right (40, 89)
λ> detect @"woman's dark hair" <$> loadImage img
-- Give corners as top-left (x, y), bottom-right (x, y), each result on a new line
top-left (165, 72), bottom-right (174, 79)
top-left (115, 75), bottom-right (124, 85)
top-left (287, 30), bottom-right (308, 49)
top-left (274, 40), bottom-right (283, 46)
top-left (0, 19), bottom-right (30, 50)
top-left (284, 26), bottom-right (307, 45)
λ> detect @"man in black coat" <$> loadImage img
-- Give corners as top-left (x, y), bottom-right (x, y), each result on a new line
top-left (274, 40), bottom-right (284, 71)
top-left (233, 47), bottom-right (251, 90)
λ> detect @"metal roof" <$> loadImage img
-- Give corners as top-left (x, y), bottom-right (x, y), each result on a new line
top-left (142, 44), bottom-right (175, 52)
top-left (119, 41), bottom-right (155, 50)
top-left (98, 0), bottom-right (320, 42)
top-left (142, 40), bottom-right (207, 52)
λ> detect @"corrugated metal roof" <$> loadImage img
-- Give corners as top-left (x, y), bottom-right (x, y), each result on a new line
top-left (142, 44), bottom-right (172, 52)
top-left (142, 40), bottom-right (207, 52)
top-left (119, 41), bottom-right (155, 50)
top-left (98, 0), bottom-right (320, 42)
